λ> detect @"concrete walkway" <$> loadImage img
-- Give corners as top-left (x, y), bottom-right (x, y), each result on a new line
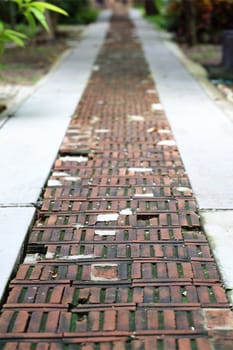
top-left (0, 10), bottom-right (111, 300)
top-left (130, 10), bottom-right (233, 302)
top-left (0, 7), bottom-right (233, 350)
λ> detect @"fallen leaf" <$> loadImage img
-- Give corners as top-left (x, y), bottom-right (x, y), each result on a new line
top-left (74, 223), bottom-right (85, 229)
top-left (120, 208), bottom-right (133, 215)
top-left (90, 116), bottom-right (100, 124)
top-left (52, 171), bottom-right (70, 177)
top-left (97, 213), bottom-right (119, 222)
top-left (157, 140), bottom-right (176, 146)
top-left (151, 103), bottom-right (163, 111)
top-left (24, 254), bottom-right (41, 264)
top-left (64, 176), bottom-right (81, 181)
top-left (60, 156), bottom-right (88, 163)
top-left (146, 89), bottom-right (156, 94)
top-left (92, 65), bottom-right (100, 71)
top-left (128, 167), bottom-right (153, 172)
top-left (134, 193), bottom-right (154, 198)
top-left (95, 129), bottom-right (110, 133)
top-left (128, 115), bottom-right (145, 122)
top-left (95, 230), bottom-right (117, 236)
top-left (58, 254), bottom-right (96, 260)
top-left (158, 129), bottom-right (171, 134)
top-left (175, 187), bottom-right (192, 193)
top-left (48, 180), bottom-right (62, 187)
top-left (147, 127), bottom-right (158, 133)
top-left (50, 271), bottom-right (58, 279)
top-left (45, 252), bottom-right (55, 259)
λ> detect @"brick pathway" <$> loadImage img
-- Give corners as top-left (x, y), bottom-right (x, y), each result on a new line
top-left (1, 11), bottom-right (233, 350)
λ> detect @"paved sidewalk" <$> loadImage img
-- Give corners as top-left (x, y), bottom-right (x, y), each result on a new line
top-left (0, 8), bottom-right (233, 349)
top-left (0, 10), bottom-right (111, 300)
top-left (130, 10), bottom-right (233, 302)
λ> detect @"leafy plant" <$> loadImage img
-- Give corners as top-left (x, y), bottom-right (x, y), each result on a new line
top-left (0, 0), bottom-right (68, 55)
top-left (14, 22), bottom-right (40, 39)
top-left (0, 20), bottom-right (26, 54)
top-left (75, 8), bottom-right (99, 25)
top-left (14, 0), bottom-right (68, 31)
top-left (57, 0), bottom-right (99, 25)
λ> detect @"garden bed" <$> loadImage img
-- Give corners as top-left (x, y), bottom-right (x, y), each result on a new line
top-left (0, 26), bottom-right (84, 113)
top-left (179, 42), bottom-right (233, 103)
top-left (0, 26), bottom-right (84, 85)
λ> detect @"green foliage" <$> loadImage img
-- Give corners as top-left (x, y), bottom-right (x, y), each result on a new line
top-left (144, 0), bottom-right (172, 30)
top-left (50, 0), bottom-right (89, 14)
top-left (134, 2), bottom-right (145, 16)
top-left (155, 0), bottom-right (165, 12)
top-left (74, 8), bottom-right (99, 25)
top-left (146, 13), bottom-right (171, 30)
top-left (0, 0), bottom-right (68, 55)
top-left (14, 0), bottom-right (68, 31)
top-left (165, 0), bottom-right (233, 43)
top-left (14, 22), bottom-right (40, 38)
top-left (56, 0), bottom-right (99, 25)
top-left (0, 21), bottom-right (26, 54)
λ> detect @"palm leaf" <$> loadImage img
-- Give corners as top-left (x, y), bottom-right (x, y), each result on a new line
top-left (32, 1), bottom-right (68, 16)
top-left (30, 6), bottom-right (49, 31)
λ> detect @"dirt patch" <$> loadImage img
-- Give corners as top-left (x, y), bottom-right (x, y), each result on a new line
top-left (180, 43), bottom-right (222, 66)
top-left (0, 27), bottom-right (83, 85)
top-left (179, 43), bottom-right (233, 102)
top-left (0, 41), bottom-right (68, 85)
top-left (0, 27), bottom-right (84, 113)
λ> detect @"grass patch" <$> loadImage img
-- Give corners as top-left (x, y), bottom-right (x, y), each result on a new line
top-left (61, 8), bottom-right (99, 25)
top-left (146, 14), bottom-right (167, 30)
top-left (0, 40), bottom-right (68, 85)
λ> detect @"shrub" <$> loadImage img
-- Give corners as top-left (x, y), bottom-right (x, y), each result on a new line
top-left (164, 0), bottom-right (233, 43)
top-left (212, 0), bottom-right (233, 32)
top-left (53, 0), bottom-right (99, 25)
top-left (77, 8), bottom-right (99, 24)
top-left (0, 0), bottom-right (67, 55)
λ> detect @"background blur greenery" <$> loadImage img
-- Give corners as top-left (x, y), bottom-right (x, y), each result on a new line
top-left (50, 0), bottom-right (99, 24)
top-left (140, 0), bottom-right (233, 44)
top-left (0, 0), bottom-right (99, 37)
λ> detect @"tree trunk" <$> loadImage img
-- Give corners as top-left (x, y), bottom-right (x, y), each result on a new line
top-left (40, 0), bottom-right (57, 40)
top-left (206, 30), bottom-right (233, 79)
top-left (222, 30), bottom-right (233, 70)
top-left (183, 0), bottom-right (197, 46)
top-left (44, 11), bottom-right (56, 40)
top-left (144, 0), bottom-right (158, 16)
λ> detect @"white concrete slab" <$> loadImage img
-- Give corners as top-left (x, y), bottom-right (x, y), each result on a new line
top-left (0, 110), bottom-right (70, 204)
top-left (0, 10), bottom-right (111, 302)
top-left (0, 207), bottom-right (36, 299)
top-left (0, 11), bottom-right (111, 205)
top-left (131, 10), bottom-right (233, 210)
top-left (130, 10), bottom-right (233, 297)
top-left (201, 210), bottom-right (233, 290)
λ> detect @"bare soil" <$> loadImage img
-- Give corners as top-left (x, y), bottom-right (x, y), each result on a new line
top-left (180, 43), bottom-right (222, 66)
top-left (0, 27), bottom-right (83, 113)
top-left (0, 27), bottom-right (83, 86)
top-left (179, 43), bottom-right (233, 101)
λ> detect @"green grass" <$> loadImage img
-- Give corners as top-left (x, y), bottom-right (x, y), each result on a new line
top-left (61, 8), bottom-right (99, 25)
top-left (146, 14), bottom-right (171, 30)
